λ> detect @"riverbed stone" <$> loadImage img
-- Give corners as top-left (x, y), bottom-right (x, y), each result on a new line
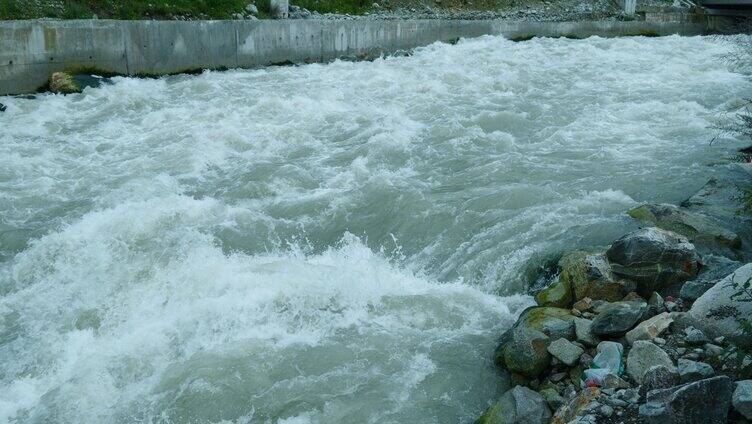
top-left (547, 338), bottom-right (584, 366)
top-left (494, 326), bottom-right (550, 379)
top-left (689, 263), bottom-right (752, 347)
top-left (648, 292), bottom-right (665, 315)
top-left (494, 307), bottom-right (579, 378)
top-left (627, 340), bottom-right (674, 384)
top-left (639, 376), bottom-right (733, 424)
top-left (603, 373), bottom-right (630, 389)
top-left (640, 365), bottom-right (680, 397)
top-left (733, 380), bottom-right (752, 420)
top-left (684, 326), bottom-right (707, 345)
top-left (551, 387), bottom-right (600, 424)
top-left (627, 203), bottom-right (741, 249)
top-left (475, 386), bottom-right (551, 424)
top-left (591, 300), bottom-right (648, 337)
top-left (677, 358), bottom-right (714, 383)
top-left (539, 387), bottom-right (565, 411)
top-left (558, 251), bottom-right (634, 303)
top-left (605, 227), bottom-right (700, 296)
top-left (572, 297), bottom-right (593, 312)
top-left (625, 312), bottom-right (672, 345)
top-left (680, 255), bottom-right (741, 301)
top-left (517, 306), bottom-right (576, 341)
top-left (574, 317), bottom-right (598, 346)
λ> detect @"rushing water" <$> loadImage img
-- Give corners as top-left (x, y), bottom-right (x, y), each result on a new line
top-left (0, 34), bottom-right (750, 423)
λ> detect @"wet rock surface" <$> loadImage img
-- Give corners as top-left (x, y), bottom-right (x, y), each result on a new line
top-left (476, 385), bottom-right (552, 424)
top-left (639, 376), bottom-right (734, 423)
top-left (481, 171), bottom-right (752, 423)
top-left (606, 227), bottom-right (701, 296)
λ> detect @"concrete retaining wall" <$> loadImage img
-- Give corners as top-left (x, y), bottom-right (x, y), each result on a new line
top-left (0, 19), bottom-right (709, 96)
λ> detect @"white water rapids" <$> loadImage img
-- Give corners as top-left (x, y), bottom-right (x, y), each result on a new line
top-left (0, 34), bottom-right (750, 423)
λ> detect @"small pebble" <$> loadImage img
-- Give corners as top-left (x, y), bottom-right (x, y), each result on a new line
top-left (579, 353), bottom-right (593, 368)
top-left (705, 343), bottom-right (723, 357)
top-left (606, 398), bottom-right (628, 407)
top-left (714, 336), bottom-right (725, 345)
top-left (600, 405), bottom-right (614, 417)
top-left (685, 327), bottom-right (708, 344)
top-left (550, 372), bottom-right (567, 382)
top-left (677, 347), bottom-right (687, 355)
top-left (0, 103), bottom-right (6, 112)
top-left (654, 337), bottom-right (666, 345)
top-left (684, 353), bottom-right (699, 360)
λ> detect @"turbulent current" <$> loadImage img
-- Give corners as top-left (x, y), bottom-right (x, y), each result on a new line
top-left (1, 34), bottom-right (751, 423)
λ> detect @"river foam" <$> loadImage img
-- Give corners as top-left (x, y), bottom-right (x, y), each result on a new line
top-left (0, 34), bottom-right (750, 423)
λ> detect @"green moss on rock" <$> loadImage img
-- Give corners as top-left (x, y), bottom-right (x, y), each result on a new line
top-left (535, 278), bottom-right (573, 308)
top-left (559, 251), bottom-right (633, 303)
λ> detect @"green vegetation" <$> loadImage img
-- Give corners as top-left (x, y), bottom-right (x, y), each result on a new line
top-left (0, 0), bottom-right (252, 20)
top-left (0, 0), bottom-right (373, 19)
top-left (291, 0), bottom-right (370, 14)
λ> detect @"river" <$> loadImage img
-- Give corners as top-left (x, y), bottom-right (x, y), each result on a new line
top-left (0, 34), bottom-right (750, 423)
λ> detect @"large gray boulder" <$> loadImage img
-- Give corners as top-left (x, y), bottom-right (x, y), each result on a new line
top-left (553, 251), bottom-right (635, 304)
top-left (628, 203), bottom-right (741, 249)
top-left (591, 300), bottom-right (647, 337)
top-left (639, 376), bottom-right (734, 423)
top-left (475, 386), bottom-right (551, 424)
top-left (626, 340), bottom-right (674, 384)
top-left (605, 228), bottom-right (700, 296)
top-left (689, 263), bottom-right (752, 347)
top-left (733, 380), bottom-right (752, 420)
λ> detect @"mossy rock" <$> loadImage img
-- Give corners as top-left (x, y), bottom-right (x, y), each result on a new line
top-left (551, 387), bottom-right (601, 424)
top-left (559, 251), bottom-right (633, 303)
top-left (50, 72), bottom-right (81, 94)
top-left (494, 307), bottom-right (576, 379)
top-left (534, 277), bottom-right (572, 308)
top-left (475, 401), bottom-right (505, 424)
top-left (475, 386), bottom-right (552, 424)
top-left (502, 327), bottom-right (551, 379)
top-left (518, 306), bottom-right (576, 340)
top-left (628, 203), bottom-right (740, 249)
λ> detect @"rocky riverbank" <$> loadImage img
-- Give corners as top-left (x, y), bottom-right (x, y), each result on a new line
top-left (477, 159), bottom-right (752, 423)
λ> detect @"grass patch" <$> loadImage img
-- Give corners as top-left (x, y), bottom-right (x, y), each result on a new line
top-left (290, 0), bottom-right (370, 14)
top-left (0, 0), bottom-right (251, 20)
top-left (0, 0), bottom-right (368, 19)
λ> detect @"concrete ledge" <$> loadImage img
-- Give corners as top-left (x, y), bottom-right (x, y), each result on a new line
top-left (0, 19), bottom-right (709, 96)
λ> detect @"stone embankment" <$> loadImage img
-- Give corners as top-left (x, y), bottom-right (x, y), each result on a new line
top-left (478, 160), bottom-right (752, 423)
